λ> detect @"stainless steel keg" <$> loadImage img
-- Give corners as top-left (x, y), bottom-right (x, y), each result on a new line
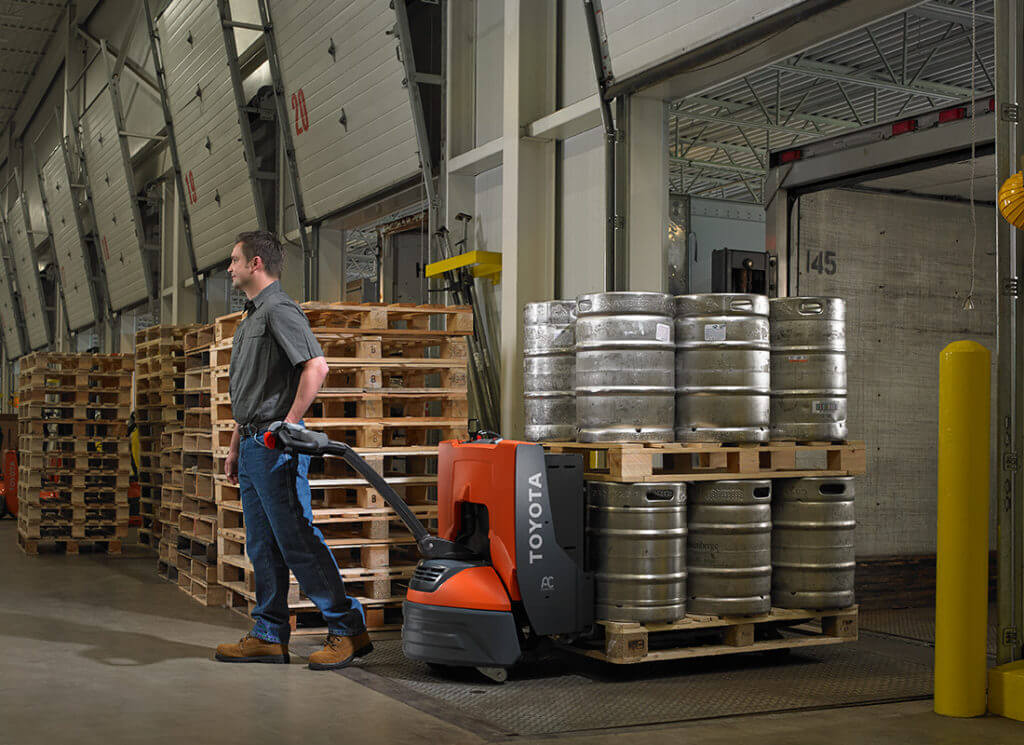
top-left (772, 476), bottom-right (855, 609)
top-left (575, 292), bottom-right (675, 442)
top-left (586, 481), bottom-right (687, 623)
top-left (687, 479), bottom-right (772, 615)
top-left (674, 294), bottom-right (770, 443)
top-left (523, 301), bottom-right (576, 442)
top-left (770, 297), bottom-right (847, 441)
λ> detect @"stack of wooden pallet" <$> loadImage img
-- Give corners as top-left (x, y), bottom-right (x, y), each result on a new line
top-left (134, 325), bottom-right (188, 551)
top-left (171, 323), bottom-right (223, 605)
top-left (215, 302), bottom-right (472, 635)
top-left (16, 352), bottom-right (134, 556)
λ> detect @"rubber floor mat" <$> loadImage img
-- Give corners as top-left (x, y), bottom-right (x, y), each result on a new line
top-left (340, 634), bottom-right (934, 737)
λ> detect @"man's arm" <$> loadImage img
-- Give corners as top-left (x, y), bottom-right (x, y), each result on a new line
top-left (284, 356), bottom-right (329, 424)
top-left (225, 423), bottom-right (240, 485)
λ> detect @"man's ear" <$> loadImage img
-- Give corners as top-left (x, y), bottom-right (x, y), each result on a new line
top-left (251, 255), bottom-right (264, 272)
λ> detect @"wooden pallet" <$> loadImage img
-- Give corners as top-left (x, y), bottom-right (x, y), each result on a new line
top-left (17, 530), bottom-right (124, 557)
top-left (208, 332), bottom-right (471, 369)
top-left (213, 302), bottom-right (473, 342)
top-left (543, 440), bottom-right (867, 482)
top-left (19, 504), bottom-right (130, 524)
top-left (184, 323), bottom-right (215, 353)
top-left (222, 586), bottom-right (405, 636)
top-left (570, 606), bottom-right (859, 664)
top-left (212, 417), bottom-right (465, 450)
top-left (18, 352), bottom-right (133, 374)
top-left (218, 525), bottom-right (419, 572)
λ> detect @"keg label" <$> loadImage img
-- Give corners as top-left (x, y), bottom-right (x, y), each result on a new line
top-left (691, 540), bottom-right (719, 559)
top-left (656, 323), bottom-right (671, 342)
top-left (787, 355), bottom-right (809, 363)
top-left (813, 400), bottom-right (840, 412)
top-left (705, 488), bottom-right (746, 503)
top-left (704, 324), bottom-right (726, 342)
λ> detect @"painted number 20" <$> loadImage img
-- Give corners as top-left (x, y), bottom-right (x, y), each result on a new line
top-left (291, 89), bottom-right (310, 135)
top-left (807, 250), bottom-right (837, 275)
top-left (186, 170), bottom-right (198, 205)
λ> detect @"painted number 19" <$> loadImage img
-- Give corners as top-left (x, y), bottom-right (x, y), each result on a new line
top-left (291, 89), bottom-right (310, 135)
top-left (806, 250), bottom-right (837, 275)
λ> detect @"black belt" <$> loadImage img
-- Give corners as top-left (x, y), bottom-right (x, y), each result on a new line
top-left (238, 422), bottom-right (273, 438)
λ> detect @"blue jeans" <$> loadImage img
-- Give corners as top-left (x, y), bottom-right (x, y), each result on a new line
top-left (238, 431), bottom-right (365, 644)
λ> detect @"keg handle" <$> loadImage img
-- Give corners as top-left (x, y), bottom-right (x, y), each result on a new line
top-left (820, 483), bottom-right (847, 496)
top-left (644, 488), bottom-right (676, 501)
top-left (798, 300), bottom-right (824, 315)
top-left (752, 486), bottom-right (771, 500)
top-left (730, 298), bottom-right (753, 311)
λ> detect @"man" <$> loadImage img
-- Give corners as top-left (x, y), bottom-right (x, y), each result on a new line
top-left (214, 231), bottom-right (372, 670)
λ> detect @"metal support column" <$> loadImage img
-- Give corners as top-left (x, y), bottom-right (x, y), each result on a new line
top-left (33, 144), bottom-right (74, 339)
top-left (251, 0), bottom-right (313, 298)
top-left (500, 0), bottom-right (557, 437)
top-left (583, 0), bottom-right (620, 291)
top-left (996, 0), bottom-right (1024, 666)
top-left (216, 0), bottom-right (270, 237)
top-left (99, 39), bottom-right (157, 302)
top-left (0, 210), bottom-right (28, 355)
top-left (621, 95), bottom-right (670, 292)
top-left (764, 177), bottom-right (792, 298)
top-left (393, 0), bottom-right (443, 254)
top-left (144, 0), bottom-right (206, 321)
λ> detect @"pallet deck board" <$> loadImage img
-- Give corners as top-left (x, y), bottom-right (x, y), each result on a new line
top-left (571, 606), bottom-right (859, 664)
top-left (544, 440), bottom-right (866, 481)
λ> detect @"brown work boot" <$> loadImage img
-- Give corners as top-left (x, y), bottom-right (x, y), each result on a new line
top-left (215, 634), bottom-right (290, 664)
top-left (308, 631), bottom-right (373, 670)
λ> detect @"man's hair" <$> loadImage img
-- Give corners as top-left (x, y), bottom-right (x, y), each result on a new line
top-left (236, 231), bottom-right (284, 277)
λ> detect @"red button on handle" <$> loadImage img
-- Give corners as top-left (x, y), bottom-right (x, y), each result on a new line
top-left (263, 432), bottom-right (277, 449)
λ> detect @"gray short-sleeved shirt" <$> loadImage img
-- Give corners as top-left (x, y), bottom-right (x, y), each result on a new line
top-left (229, 281), bottom-right (324, 425)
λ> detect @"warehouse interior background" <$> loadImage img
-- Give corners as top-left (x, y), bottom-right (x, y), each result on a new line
top-left (2, 0), bottom-right (1024, 742)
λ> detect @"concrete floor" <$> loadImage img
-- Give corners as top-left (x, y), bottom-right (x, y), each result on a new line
top-left (1, 520), bottom-right (1020, 745)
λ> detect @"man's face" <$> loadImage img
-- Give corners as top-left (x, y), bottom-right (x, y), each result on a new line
top-left (228, 242), bottom-right (256, 289)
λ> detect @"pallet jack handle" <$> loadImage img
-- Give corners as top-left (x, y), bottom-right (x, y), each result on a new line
top-left (263, 421), bottom-right (477, 561)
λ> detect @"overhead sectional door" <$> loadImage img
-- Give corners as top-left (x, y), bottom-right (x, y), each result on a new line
top-left (41, 144), bottom-right (99, 331)
top-left (157, 0), bottom-right (261, 270)
top-left (7, 197), bottom-right (50, 349)
top-left (598, 0), bottom-right (805, 82)
top-left (80, 86), bottom-right (151, 311)
top-left (266, 0), bottom-right (420, 221)
top-left (0, 232), bottom-right (24, 359)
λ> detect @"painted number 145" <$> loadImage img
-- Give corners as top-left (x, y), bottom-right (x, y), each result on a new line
top-left (807, 250), bottom-right (838, 275)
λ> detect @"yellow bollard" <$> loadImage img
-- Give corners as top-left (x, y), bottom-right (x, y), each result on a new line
top-left (935, 340), bottom-right (991, 717)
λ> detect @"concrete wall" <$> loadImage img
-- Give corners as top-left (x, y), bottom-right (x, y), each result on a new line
top-left (796, 189), bottom-right (996, 557)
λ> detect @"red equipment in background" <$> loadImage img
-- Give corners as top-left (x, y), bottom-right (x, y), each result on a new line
top-left (1, 450), bottom-right (18, 517)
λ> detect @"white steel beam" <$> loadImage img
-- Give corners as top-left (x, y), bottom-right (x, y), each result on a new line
top-left (623, 96), bottom-right (669, 292)
top-left (500, 0), bottom-right (557, 437)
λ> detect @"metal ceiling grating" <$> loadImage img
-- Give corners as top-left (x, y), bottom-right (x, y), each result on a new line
top-left (669, 0), bottom-right (996, 203)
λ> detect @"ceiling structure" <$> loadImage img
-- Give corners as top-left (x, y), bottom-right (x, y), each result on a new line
top-left (669, 0), bottom-right (996, 204)
top-left (0, 1), bottom-right (66, 136)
